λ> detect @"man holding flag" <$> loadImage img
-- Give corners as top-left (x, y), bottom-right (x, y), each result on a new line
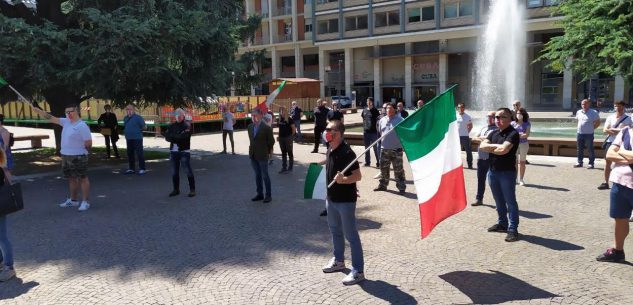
top-left (319, 120), bottom-right (365, 286)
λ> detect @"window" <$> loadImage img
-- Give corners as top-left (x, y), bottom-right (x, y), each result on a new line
top-left (422, 7), bottom-right (434, 21)
top-left (544, 0), bottom-right (560, 5)
top-left (318, 19), bottom-right (338, 34)
top-left (305, 23), bottom-right (312, 33)
top-left (527, 0), bottom-right (542, 7)
top-left (317, 0), bottom-right (337, 4)
top-left (345, 15), bottom-right (368, 31)
top-left (375, 10), bottom-right (399, 27)
top-left (444, 1), bottom-right (473, 18)
top-left (408, 8), bottom-right (421, 23)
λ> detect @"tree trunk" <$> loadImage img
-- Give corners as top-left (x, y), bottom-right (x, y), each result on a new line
top-left (43, 87), bottom-right (81, 155)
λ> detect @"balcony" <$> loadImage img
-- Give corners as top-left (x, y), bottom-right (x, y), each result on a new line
top-left (274, 6), bottom-right (292, 17)
top-left (251, 36), bottom-right (271, 45)
top-left (274, 34), bottom-right (294, 43)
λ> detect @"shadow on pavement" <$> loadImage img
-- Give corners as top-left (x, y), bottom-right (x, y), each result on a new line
top-left (524, 184), bottom-right (569, 192)
top-left (526, 163), bottom-right (555, 168)
top-left (439, 270), bottom-right (558, 304)
top-left (0, 279), bottom-right (39, 300)
top-left (521, 235), bottom-right (584, 251)
top-left (357, 218), bottom-right (382, 230)
top-left (519, 210), bottom-right (553, 219)
top-left (359, 279), bottom-right (417, 305)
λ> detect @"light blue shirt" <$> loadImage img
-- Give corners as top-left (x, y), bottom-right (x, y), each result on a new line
top-left (124, 114), bottom-right (146, 140)
top-left (576, 108), bottom-right (600, 135)
top-left (378, 115), bottom-right (404, 149)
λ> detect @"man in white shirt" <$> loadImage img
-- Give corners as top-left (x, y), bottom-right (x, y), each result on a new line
top-left (31, 104), bottom-right (93, 211)
top-left (221, 104), bottom-right (236, 154)
top-left (457, 103), bottom-right (473, 169)
top-left (599, 101), bottom-right (632, 189)
top-left (575, 99), bottom-right (601, 169)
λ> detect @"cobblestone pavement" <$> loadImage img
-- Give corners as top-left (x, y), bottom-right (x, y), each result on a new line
top-left (2, 126), bottom-right (633, 304)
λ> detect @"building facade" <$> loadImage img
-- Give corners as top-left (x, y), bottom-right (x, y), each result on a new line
top-left (239, 0), bottom-right (631, 110)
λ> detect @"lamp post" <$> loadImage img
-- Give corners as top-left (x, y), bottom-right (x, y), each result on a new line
top-left (230, 71), bottom-right (236, 97)
top-left (338, 59), bottom-right (343, 98)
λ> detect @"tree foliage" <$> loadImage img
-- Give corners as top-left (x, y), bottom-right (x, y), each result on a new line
top-left (537, 0), bottom-right (633, 83)
top-left (0, 0), bottom-right (260, 109)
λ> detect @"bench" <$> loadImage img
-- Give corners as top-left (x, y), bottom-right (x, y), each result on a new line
top-left (13, 135), bottom-right (50, 148)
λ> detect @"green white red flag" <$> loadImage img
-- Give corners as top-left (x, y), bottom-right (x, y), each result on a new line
top-left (255, 80), bottom-right (286, 113)
top-left (395, 86), bottom-right (466, 238)
top-left (303, 163), bottom-right (327, 200)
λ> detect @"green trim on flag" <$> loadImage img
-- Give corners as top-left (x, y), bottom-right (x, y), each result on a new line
top-left (395, 85), bottom-right (458, 161)
top-left (0, 76), bottom-right (7, 87)
top-left (304, 163), bottom-right (324, 199)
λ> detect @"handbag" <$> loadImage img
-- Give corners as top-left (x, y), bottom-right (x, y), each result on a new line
top-left (0, 180), bottom-right (24, 216)
top-left (603, 115), bottom-right (629, 150)
top-left (100, 127), bottom-right (112, 136)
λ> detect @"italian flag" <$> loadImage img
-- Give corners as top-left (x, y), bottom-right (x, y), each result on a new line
top-left (395, 86), bottom-right (466, 238)
top-left (255, 80), bottom-right (286, 113)
top-left (304, 163), bottom-right (327, 200)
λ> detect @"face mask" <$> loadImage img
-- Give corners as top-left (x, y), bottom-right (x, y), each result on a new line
top-left (323, 131), bottom-right (333, 143)
top-left (517, 114), bottom-right (523, 121)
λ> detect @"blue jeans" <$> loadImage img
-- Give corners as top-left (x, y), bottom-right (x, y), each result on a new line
top-left (250, 159), bottom-right (271, 197)
top-left (170, 151), bottom-right (195, 191)
top-left (326, 200), bottom-right (364, 273)
top-left (476, 159), bottom-right (490, 201)
top-left (460, 136), bottom-right (473, 167)
top-left (0, 215), bottom-right (13, 268)
top-left (126, 139), bottom-right (146, 171)
top-left (363, 132), bottom-right (380, 165)
top-left (293, 118), bottom-right (302, 140)
top-left (576, 133), bottom-right (595, 165)
top-left (488, 170), bottom-right (519, 231)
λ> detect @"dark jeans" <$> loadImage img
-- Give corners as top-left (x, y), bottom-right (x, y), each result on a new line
top-left (314, 126), bottom-right (325, 151)
top-left (460, 136), bottom-right (473, 167)
top-left (576, 133), bottom-right (595, 165)
top-left (222, 130), bottom-right (234, 153)
top-left (104, 135), bottom-right (119, 157)
top-left (126, 139), bottom-right (145, 171)
top-left (476, 159), bottom-right (490, 201)
top-left (488, 170), bottom-right (519, 231)
top-left (278, 136), bottom-right (294, 170)
top-left (250, 159), bottom-right (271, 197)
top-left (293, 119), bottom-right (302, 140)
top-left (170, 151), bottom-right (195, 192)
top-left (363, 132), bottom-right (379, 165)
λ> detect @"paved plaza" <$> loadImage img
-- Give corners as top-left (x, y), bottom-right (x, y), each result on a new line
top-left (1, 115), bottom-right (633, 304)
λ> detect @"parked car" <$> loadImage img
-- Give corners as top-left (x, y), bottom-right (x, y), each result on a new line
top-left (331, 96), bottom-right (352, 108)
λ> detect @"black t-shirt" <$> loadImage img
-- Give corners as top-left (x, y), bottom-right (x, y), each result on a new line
top-left (361, 108), bottom-right (380, 133)
top-left (400, 110), bottom-right (409, 119)
top-left (487, 126), bottom-right (520, 172)
top-left (327, 110), bottom-right (344, 121)
top-left (314, 106), bottom-right (329, 128)
top-left (277, 117), bottom-right (295, 138)
top-left (326, 142), bottom-right (360, 202)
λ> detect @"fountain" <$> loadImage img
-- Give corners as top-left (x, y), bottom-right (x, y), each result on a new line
top-left (472, 0), bottom-right (527, 111)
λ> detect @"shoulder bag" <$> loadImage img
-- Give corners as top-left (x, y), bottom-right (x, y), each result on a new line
top-left (603, 115), bottom-right (629, 150)
top-left (0, 178), bottom-right (24, 216)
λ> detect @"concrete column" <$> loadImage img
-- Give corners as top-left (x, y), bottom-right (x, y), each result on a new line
top-left (268, 0), bottom-right (274, 44)
top-left (562, 58), bottom-right (573, 110)
top-left (373, 46), bottom-right (382, 104)
top-left (294, 46), bottom-right (303, 78)
top-left (405, 56), bottom-right (412, 107)
top-left (439, 53), bottom-right (448, 92)
top-left (344, 47), bottom-right (353, 98)
top-left (435, 0), bottom-right (441, 29)
top-left (291, 0), bottom-right (298, 42)
top-left (271, 47), bottom-right (279, 79)
top-left (615, 76), bottom-right (625, 102)
top-left (319, 49), bottom-right (326, 97)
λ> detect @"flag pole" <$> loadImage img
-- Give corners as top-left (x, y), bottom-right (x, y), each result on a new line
top-left (327, 125), bottom-right (399, 188)
top-left (7, 85), bottom-right (33, 106)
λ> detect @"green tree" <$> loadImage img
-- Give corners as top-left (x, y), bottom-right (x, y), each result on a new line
top-left (0, 0), bottom-right (259, 149)
top-left (537, 0), bottom-right (633, 83)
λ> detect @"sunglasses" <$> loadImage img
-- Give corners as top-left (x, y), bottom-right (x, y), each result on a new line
top-left (65, 110), bottom-right (76, 114)
top-left (325, 128), bottom-right (338, 132)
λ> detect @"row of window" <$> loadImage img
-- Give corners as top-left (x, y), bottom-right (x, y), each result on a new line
top-left (315, 6), bottom-right (439, 34)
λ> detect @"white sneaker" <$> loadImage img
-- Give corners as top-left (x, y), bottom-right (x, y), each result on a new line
top-left (59, 198), bottom-right (79, 208)
top-left (342, 269), bottom-right (365, 285)
top-left (138, 169), bottom-right (147, 175)
top-left (0, 267), bottom-right (16, 282)
top-left (78, 201), bottom-right (90, 211)
top-left (519, 180), bottom-right (525, 186)
top-left (322, 257), bottom-right (346, 273)
top-left (629, 215), bottom-right (633, 222)
top-left (373, 172), bottom-right (381, 179)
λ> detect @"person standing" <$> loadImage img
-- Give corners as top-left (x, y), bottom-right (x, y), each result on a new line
top-left (480, 108), bottom-right (521, 242)
top-left (312, 99), bottom-right (330, 153)
top-left (416, 100), bottom-right (425, 109)
top-left (327, 101), bottom-right (344, 123)
top-left (123, 104), bottom-right (147, 175)
top-left (31, 104), bottom-right (93, 211)
top-left (97, 104), bottom-right (120, 159)
top-left (374, 103), bottom-right (406, 193)
top-left (512, 108), bottom-right (531, 186)
top-left (457, 103), bottom-right (474, 169)
top-left (164, 109), bottom-right (196, 197)
top-left (248, 108), bottom-right (275, 203)
top-left (361, 98), bottom-right (380, 167)
top-left (320, 120), bottom-right (365, 285)
top-left (397, 101), bottom-right (409, 119)
top-left (598, 101), bottom-right (632, 190)
top-left (290, 101), bottom-right (303, 142)
top-left (221, 104), bottom-right (236, 154)
top-left (0, 149), bottom-right (15, 281)
top-left (0, 115), bottom-right (14, 177)
top-left (575, 99), bottom-right (601, 169)
top-left (511, 100), bottom-right (521, 120)
top-left (596, 125), bottom-right (633, 262)
top-left (277, 106), bottom-right (296, 174)
top-left (471, 111), bottom-right (498, 206)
